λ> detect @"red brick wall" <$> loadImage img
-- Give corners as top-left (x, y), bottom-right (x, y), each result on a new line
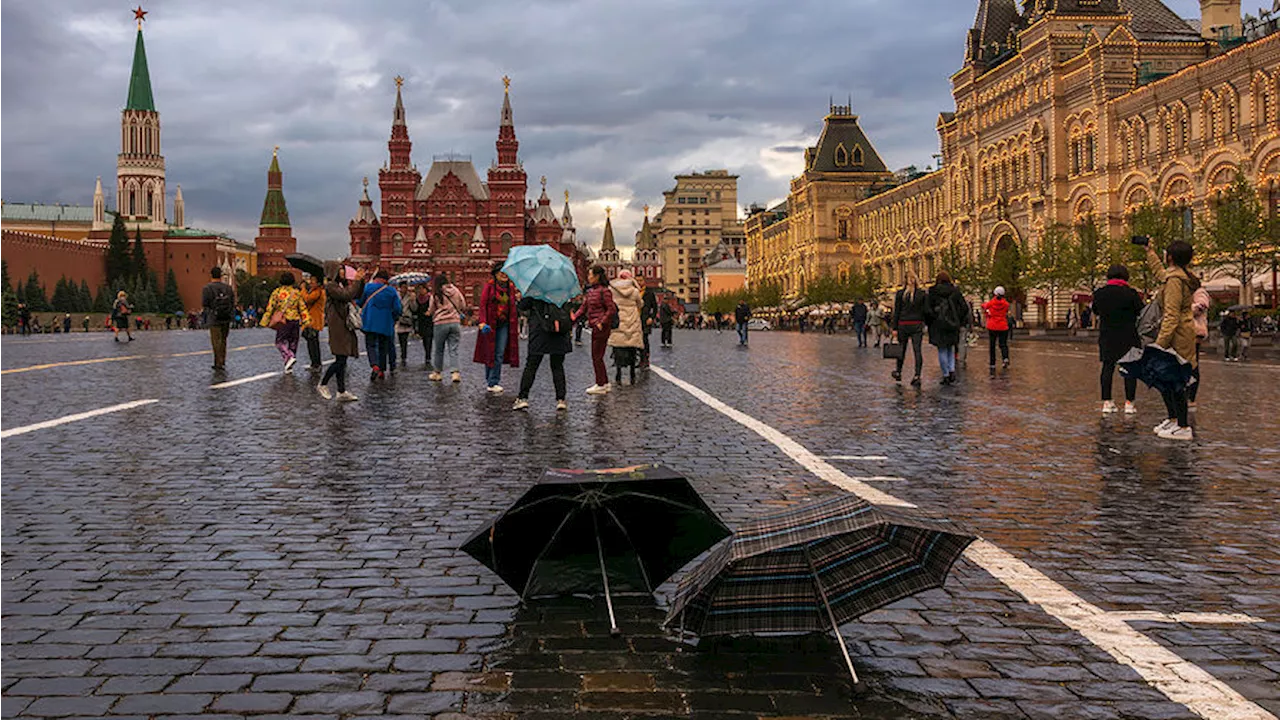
top-left (1, 230), bottom-right (106, 294)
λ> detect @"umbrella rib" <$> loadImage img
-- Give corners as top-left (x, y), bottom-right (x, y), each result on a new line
top-left (517, 505), bottom-right (582, 601)
top-left (609, 491), bottom-right (708, 514)
top-left (602, 505), bottom-right (654, 593)
top-left (803, 544), bottom-right (860, 686)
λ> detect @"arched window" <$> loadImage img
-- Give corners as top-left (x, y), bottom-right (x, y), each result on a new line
top-left (835, 143), bottom-right (849, 167)
top-left (392, 233), bottom-right (403, 255)
top-left (852, 145), bottom-right (865, 167)
top-left (500, 232), bottom-right (513, 254)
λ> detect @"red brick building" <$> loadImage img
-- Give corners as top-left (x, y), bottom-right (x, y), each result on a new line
top-left (254, 148), bottom-right (298, 282)
top-left (348, 77), bottom-right (589, 304)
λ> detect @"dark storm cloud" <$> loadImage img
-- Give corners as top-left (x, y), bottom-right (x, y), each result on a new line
top-left (0, 0), bottom-right (1208, 256)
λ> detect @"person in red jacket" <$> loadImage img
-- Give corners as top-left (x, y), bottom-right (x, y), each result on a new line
top-left (982, 286), bottom-right (1011, 369)
top-left (474, 264), bottom-right (521, 395)
top-left (572, 266), bottom-right (618, 395)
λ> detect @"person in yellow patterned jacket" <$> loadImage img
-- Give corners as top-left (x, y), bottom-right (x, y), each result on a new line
top-left (260, 272), bottom-right (311, 374)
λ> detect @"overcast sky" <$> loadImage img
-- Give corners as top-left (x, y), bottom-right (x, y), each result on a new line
top-left (2, 0), bottom-right (1202, 258)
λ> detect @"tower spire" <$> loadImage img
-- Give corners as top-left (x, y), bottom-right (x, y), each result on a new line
top-left (387, 76), bottom-right (412, 169)
top-left (496, 76), bottom-right (519, 166)
top-left (601, 207), bottom-right (617, 252)
top-left (126, 8), bottom-right (155, 111)
top-left (393, 75), bottom-right (406, 127)
top-left (259, 147), bottom-right (290, 228)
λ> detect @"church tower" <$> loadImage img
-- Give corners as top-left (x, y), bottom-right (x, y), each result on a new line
top-left (632, 206), bottom-right (661, 287)
top-left (255, 147), bottom-right (298, 280)
top-left (378, 76), bottom-right (421, 262)
top-left (116, 7), bottom-right (166, 230)
top-left (598, 207), bottom-right (621, 280)
top-left (487, 77), bottom-right (528, 250)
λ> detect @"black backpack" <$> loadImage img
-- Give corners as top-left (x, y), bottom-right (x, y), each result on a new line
top-left (210, 284), bottom-right (235, 323)
top-left (934, 292), bottom-right (963, 332)
top-left (537, 302), bottom-right (573, 335)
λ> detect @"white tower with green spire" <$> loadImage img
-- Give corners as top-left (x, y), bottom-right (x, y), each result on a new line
top-left (116, 6), bottom-right (166, 230)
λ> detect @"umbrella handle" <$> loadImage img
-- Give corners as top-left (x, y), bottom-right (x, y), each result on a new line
top-left (803, 546), bottom-right (860, 687)
top-left (593, 511), bottom-right (620, 636)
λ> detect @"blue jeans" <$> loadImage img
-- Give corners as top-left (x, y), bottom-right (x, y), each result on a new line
top-left (432, 323), bottom-right (461, 373)
top-left (365, 332), bottom-right (392, 370)
top-left (485, 324), bottom-right (509, 387)
top-left (938, 346), bottom-right (956, 376)
top-left (854, 322), bottom-right (866, 346)
top-left (737, 322), bottom-right (749, 345)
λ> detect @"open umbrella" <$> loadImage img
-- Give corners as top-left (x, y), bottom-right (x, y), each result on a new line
top-left (460, 465), bottom-right (730, 635)
top-left (502, 245), bottom-right (582, 307)
top-left (1119, 344), bottom-right (1196, 393)
top-left (389, 272), bottom-right (432, 286)
top-left (664, 493), bottom-right (974, 686)
top-left (1226, 304), bottom-right (1252, 312)
top-left (285, 253), bottom-right (325, 278)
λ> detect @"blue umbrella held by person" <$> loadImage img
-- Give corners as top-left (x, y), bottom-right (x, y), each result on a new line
top-left (501, 245), bottom-right (583, 308)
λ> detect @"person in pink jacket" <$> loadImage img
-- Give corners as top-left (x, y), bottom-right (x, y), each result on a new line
top-left (427, 273), bottom-right (468, 383)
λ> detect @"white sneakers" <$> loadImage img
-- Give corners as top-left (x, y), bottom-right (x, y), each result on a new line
top-left (1158, 425), bottom-right (1194, 441)
top-left (317, 384), bottom-right (333, 400)
top-left (512, 398), bottom-right (530, 411)
top-left (1102, 401), bottom-right (1118, 414)
top-left (1124, 402), bottom-right (1138, 415)
top-left (586, 384), bottom-right (609, 395)
top-left (1153, 419), bottom-right (1177, 435)
top-left (488, 385), bottom-right (504, 395)
top-left (284, 357), bottom-right (297, 373)
top-left (557, 400), bottom-right (568, 411)
top-left (336, 391), bottom-right (359, 402)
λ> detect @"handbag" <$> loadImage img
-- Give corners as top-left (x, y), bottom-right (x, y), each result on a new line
top-left (882, 342), bottom-right (905, 360)
top-left (1137, 295), bottom-right (1162, 345)
top-left (267, 310), bottom-right (286, 330)
top-left (345, 302), bottom-right (363, 332)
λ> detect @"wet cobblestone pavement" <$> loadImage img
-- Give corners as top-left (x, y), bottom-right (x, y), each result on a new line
top-left (2, 328), bottom-right (1278, 719)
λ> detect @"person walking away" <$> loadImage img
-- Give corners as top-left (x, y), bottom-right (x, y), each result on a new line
top-left (360, 269), bottom-right (401, 381)
top-left (201, 266), bottom-right (237, 371)
top-left (927, 272), bottom-right (966, 385)
top-left (982, 287), bottom-right (1012, 369)
top-left (640, 284), bottom-right (658, 367)
top-left (891, 273), bottom-right (929, 386)
top-left (17, 303), bottom-right (31, 336)
top-left (427, 273), bottom-right (467, 383)
top-left (1148, 241), bottom-right (1200, 441)
top-left (735, 300), bottom-right (752, 346)
top-left (608, 271), bottom-right (645, 385)
top-left (301, 274), bottom-right (326, 371)
top-left (112, 291), bottom-right (134, 342)
top-left (659, 299), bottom-right (676, 348)
top-left (318, 263), bottom-right (365, 401)
top-left (1080, 305), bottom-right (1093, 331)
top-left (1220, 310), bottom-right (1241, 361)
top-left (1091, 265), bottom-right (1143, 414)
top-left (713, 310), bottom-right (724, 333)
top-left (867, 302), bottom-right (883, 347)
top-left (260, 272), bottom-right (309, 373)
top-left (852, 300), bottom-right (869, 347)
top-left (1188, 285), bottom-right (1210, 410)
top-left (474, 265), bottom-right (519, 394)
top-left (513, 296), bottom-right (573, 411)
top-left (393, 281), bottom-right (414, 372)
top-left (1239, 310), bottom-right (1253, 361)
top-left (572, 266), bottom-right (619, 395)
top-left (408, 282), bottom-right (435, 370)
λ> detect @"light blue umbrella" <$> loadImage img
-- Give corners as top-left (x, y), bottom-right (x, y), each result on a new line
top-left (389, 272), bottom-right (432, 286)
top-left (502, 245), bottom-right (582, 307)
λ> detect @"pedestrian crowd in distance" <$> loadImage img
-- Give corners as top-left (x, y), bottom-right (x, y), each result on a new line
top-left (192, 262), bottom-right (680, 409)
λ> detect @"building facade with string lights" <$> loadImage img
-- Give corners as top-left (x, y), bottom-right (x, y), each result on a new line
top-left (748, 0), bottom-right (1280, 318)
top-left (347, 77), bottom-right (589, 305)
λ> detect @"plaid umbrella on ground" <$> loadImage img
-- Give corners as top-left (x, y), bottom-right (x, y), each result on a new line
top-left (1119, 344), bottom-right (1196, 394)
top-left (460, 465), bottom-right (730, 635)
top-left (663, 493), bottom-right (975, 685)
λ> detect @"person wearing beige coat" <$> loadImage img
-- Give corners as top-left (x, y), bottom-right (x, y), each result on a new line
top-left (607, 272), bottom-right (645, 385)
top-left (1147, 241), bottom-right (1200, 441)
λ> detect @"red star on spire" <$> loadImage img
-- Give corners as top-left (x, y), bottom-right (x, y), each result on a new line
top-left (133, 6), bottom-right (147, 25)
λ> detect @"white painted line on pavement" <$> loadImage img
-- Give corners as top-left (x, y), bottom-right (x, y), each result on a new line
top-left (821, 455), bottom-right (890, 461)
top-left (651, 364), bottom-right (1276, 720)
top-left (1, 343), bottom-right (275, 375)
top-left (859, 476), bottom-right (909, 482)
top-left (1109, 611), bottom-right (1264, 625)
top-left (0, 399), bottom-right (159, 439)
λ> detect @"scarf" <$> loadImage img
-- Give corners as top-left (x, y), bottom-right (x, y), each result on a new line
top-left (1107, 279), bottom-right (1129, 287)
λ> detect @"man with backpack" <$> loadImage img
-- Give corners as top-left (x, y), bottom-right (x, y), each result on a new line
top-left (202, 266), bottom-right (237, 371)
top-left (926, 271), bottom-right (967, 385)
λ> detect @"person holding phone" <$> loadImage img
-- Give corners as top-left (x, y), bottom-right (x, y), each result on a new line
top-left (1147, 240), bottom-right (1200, 441)
top-left (318, 264), bottom-right (365, 401)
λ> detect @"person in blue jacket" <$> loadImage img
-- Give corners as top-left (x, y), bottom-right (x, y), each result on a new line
top-left (360, 268), bottom-right (403, 381)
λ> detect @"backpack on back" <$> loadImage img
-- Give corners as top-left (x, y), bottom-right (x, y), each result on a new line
top-left (211, 284), bottom-right (235, 323)
top-left (539, 302), bottom-right (573, 334)
top-left (935, 293), bottom-right (963, 332)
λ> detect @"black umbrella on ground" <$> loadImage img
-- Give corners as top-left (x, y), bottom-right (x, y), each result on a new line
top-left (663, 493), bottom-right (975, 687)
top-left (1119, 344), bottom-right (1196, 394)
top-left (460, 465), bottom-right (730, 635)
top-left (285, 252), bottom-right (325, 278)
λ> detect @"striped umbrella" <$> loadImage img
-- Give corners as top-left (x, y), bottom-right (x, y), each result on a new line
top-left (663, 493), bottom-right (975, 685)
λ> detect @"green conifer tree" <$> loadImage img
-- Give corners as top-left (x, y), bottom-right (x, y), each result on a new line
top-left (1, 260), bottom-right (17, 328)
top-left (24, 270), bottom-right (51, 311)
top-left (79, 280), bottom-right (94, 312)
top-left (105, 214), bottom-right (132, 287)
top-left (132, 226), bottom-right (149, 283)
top-left (162, 268), bottom-right (183, 313)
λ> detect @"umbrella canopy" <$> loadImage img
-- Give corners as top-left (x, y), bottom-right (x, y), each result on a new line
top-left (285, 253), bottom-right (325, 278)
top-left (1226, 304), bottom-right (1253, 312)
top-left (460, 465), bottom-right (730, 634)
top-left (502, 245), bottom-right (583, 307)
top-left (389, 271), bottom-right (432, 286)
top-left (1119, 345), bottom-right (1196, 393)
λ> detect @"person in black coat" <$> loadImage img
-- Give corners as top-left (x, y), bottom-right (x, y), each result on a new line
top-left (926, 273), bottom-right (967, 385)
top-left (514, 297), bottom-right (573, 411)
top-left (851, 301), bottom-right (869, 347)
top-left (640, 286), bottom-right (658, 366)
top-left (891, 273), bottom-right (930, 386)
top-left (1091, 264), bottom-right (1144, 413)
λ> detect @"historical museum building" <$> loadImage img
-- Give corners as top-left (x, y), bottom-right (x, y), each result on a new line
top-left (348, 78), bottom-right (589, 304)
top-left (747, 0), bottom-right (1280, 319)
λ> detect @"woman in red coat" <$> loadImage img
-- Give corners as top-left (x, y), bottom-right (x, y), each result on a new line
top-left (474, 264), bottom-right (520, 394)
top-left (982, 286), bottom-right (1011, 369)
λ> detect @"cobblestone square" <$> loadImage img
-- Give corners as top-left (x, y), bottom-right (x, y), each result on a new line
top-left (2, 328), bottom-right (1278, 719)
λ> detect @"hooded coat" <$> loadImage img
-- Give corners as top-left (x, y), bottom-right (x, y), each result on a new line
top-left (1150, 253), bottom-right (1202, 368)
top-left (607, 278), bottom-right (645, 349)
top-left (323, 262), bottom-right (365, 357)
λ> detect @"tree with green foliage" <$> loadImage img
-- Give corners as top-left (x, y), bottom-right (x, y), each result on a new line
top-left (1071, 216), bottom-right (1109, 293)
top-left (105, 213), bottom-right (132, 287)
top-left (1120, 203), bottom-right (1184, 295)
top-left (940, 242), bottom-right (994, 296)
top-left (78, 280), bottom-right (94, 313)
top-left (162, 268), bottom-right (184, 313)
top-left (131, 225), bottom-right (149, 283)
top-left (1023, 224), bottom-right (1075, 326)
top-left (1, 260), bottom-right (18, 328)
top-left (234, 270), bottom-right (279, 311)
top-left (1198, 175), bottom-right (1272, 305)
top-left (990, 239), bottom-right (1026, 298)
top-left (93, 285), bottom-right (114, 313)
top-left (51, 277), bottom-right (73, 312)
top-left (23, 270), bottom-right (51, 311)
